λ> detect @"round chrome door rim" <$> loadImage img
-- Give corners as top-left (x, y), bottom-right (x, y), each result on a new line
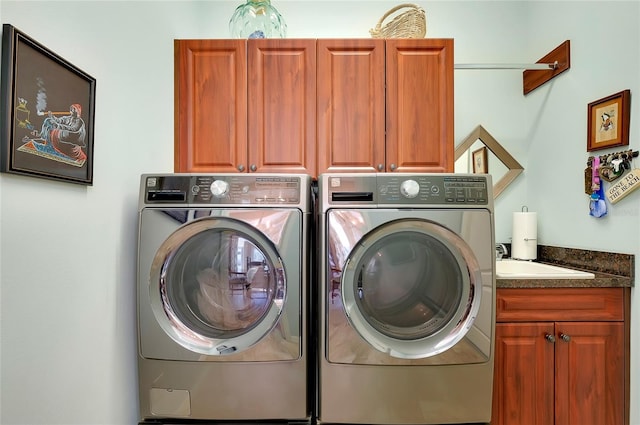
top-left (149, 216), bottom-right (286, 356)
top-left (340, 218), bottom-right (482, 359)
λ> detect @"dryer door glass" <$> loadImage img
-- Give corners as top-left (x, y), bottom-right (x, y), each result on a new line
top-left (340, 218), bottom-right (482, 359)
top-left (150, 216), bottom-right (285, 355)
top-left (354, 230), bottom-right (462, 340)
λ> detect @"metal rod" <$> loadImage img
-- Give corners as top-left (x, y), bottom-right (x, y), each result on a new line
top-left (455, 61), bottom-right (558, 70)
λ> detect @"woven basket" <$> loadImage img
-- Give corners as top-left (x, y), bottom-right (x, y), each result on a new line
top-left (369, 3), bottom-right (426, 39)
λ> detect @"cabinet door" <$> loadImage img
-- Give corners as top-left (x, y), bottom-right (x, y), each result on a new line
top-left (492, 323), bottom-right (555, 425)
top-left (386, 39), bottom-right (454, 173)
top-left (248, 39), bottom-right (316, 175)
top-left (175, 39), bottom-right (247, 172)
top-left (316, 39), bottom-right (385, 174)
top-left (554, 321), bottom-right (624, 425)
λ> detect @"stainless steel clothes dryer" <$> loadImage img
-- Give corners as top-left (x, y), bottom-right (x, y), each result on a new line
top-left (317, 173), bottom-right (495, 425)
top-left (137, 174), bottom-right (312, 424)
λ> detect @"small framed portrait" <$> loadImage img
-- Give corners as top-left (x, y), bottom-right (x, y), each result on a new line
top-left (587, 89), bottom-right (630, 152)
top-left (472, 146), bottom-right (488, 174)
top-left (1, 24), bottom-right (96, 185)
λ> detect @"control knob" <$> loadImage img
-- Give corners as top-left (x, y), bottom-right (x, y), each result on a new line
top-left (400, 179), bottom-right (420, 198)
top-left (210, 180), bottom-right (230, 197)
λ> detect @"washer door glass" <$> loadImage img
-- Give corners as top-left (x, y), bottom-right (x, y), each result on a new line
top-left (150, 216), bottom-right (285, 355)
top-left (341, 218), bottom-right (481, 359)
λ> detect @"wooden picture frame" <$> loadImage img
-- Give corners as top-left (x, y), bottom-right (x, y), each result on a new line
top-left (1, 24), bottom-right (96, 185)
top-left (472, 146), bottom-right (488, 174)
top-left (587, 89), bottom-right (630, 152)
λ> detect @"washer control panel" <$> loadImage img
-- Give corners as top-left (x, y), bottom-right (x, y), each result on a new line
top-left (144, 174), bottom-right (303, 205)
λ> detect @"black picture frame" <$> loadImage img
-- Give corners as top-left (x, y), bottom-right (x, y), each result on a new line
top-left (1, 24), bottom-right (95, 185)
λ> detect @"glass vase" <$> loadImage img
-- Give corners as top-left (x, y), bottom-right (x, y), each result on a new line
top-left (229, 0), bottom-right (287, 39)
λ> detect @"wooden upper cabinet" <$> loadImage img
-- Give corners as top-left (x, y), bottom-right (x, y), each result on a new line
top-left (174, 39), bottom-right (247, 173)
top-left (316, 38), bottom-right (454, 175)
top-left (174, 38), bottom-right (316, 175)
top-left (316, 39), bottom-right (386, 173)
top-left (386, 39), bottom-right (454, 173)
top-left (175, 38), bottom-right (452, 176)
top-left (248, 39), bottom-right (316, 174)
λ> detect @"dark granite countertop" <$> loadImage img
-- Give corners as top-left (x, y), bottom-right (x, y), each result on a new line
top-left (496, 245), bottom-right (634, 289)
top-left (497, 269), bottom-right (633, 288)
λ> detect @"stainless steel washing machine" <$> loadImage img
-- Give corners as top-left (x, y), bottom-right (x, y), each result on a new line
top-left (317, 173), bottom-right (495, 425)
top-left (137, 173), bottom-right (312, 424)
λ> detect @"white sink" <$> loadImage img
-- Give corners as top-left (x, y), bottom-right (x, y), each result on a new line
top-left (496, 259), bottom-right (595, 279)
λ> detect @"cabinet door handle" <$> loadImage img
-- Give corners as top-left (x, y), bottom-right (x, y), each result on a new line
top-left (560, 333), bottom-right (571, 342)
top-left (390, 163), bottom-right (397, 171)
top-left (377, 163), bottom-right (384, 171)
top-left (250, 164), bottom-right (257, 172)
top-left (237, 164), bottom-right (245, 172)
top-left (544, 334), bottom-right (556, 343)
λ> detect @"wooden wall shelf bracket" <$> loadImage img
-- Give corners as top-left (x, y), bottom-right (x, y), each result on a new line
top-left (455, 62), bottom-right (557, 70)
top-left (523, 40), bottom-right (570, 95)
top-left (454, 40), bottom-right (571, 96)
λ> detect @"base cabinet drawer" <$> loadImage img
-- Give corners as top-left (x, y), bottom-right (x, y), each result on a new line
top-left (497, 287), bottom-right (624, 322)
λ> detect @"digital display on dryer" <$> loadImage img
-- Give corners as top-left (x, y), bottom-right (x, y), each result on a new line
top-left (443, 176), bottom-right (488, 204)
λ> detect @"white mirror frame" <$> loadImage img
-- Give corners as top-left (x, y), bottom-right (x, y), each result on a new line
top-left (455, 125), bottom-right (524, 198)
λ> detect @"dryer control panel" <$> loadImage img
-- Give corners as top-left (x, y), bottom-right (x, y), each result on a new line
top-left (377, 174), bottom-right (490, 204)
top-left (142, 174), bottom-right (304, 205)
top-left (324, 173), bottom-right (490, 205)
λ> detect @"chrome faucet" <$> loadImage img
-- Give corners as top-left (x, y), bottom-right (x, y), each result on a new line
top-left (496, 243), bottom-right (508, 260)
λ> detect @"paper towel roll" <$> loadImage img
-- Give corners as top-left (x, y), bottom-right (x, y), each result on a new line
top-left (512, 211), bottom-right (537, 260)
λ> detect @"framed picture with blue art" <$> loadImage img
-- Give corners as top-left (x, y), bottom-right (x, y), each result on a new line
top-left (1, 24), bottom-right (95, 185)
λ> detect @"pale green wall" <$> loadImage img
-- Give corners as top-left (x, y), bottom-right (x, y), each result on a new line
top-left (0, 1), bottom-right (637, 424)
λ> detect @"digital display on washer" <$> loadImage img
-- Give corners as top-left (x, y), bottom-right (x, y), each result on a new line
top-left (219, 176), bottom-right (301, 204)
top-left (145, 176), bottom-right (189, 202)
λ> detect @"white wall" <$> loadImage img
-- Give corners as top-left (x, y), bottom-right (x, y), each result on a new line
top-left (0, 1), bottom-right (637, 424)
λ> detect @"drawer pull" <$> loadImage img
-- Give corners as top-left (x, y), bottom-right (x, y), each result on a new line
top-left (560, 333), bottom-right (571, 342)
top-left (545, 334), bottom-right (556, 343)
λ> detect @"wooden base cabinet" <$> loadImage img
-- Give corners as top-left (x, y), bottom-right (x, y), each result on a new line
top-left (492, 288), bottom-right (628, 425)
